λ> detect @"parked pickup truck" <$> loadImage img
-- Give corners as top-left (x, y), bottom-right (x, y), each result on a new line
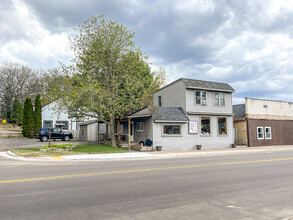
top-left (37, 128), bottom-right (73, 142)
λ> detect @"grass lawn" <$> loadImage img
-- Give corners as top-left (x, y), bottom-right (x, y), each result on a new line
top-left (11, 144), bottom-right (129, 157)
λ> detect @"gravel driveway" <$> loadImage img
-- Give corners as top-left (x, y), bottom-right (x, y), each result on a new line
top-left (0, 137), bottom-right (83, 151)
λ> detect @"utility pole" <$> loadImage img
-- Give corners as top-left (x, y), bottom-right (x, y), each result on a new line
top-left (49, 123), bottom-right (52, 147)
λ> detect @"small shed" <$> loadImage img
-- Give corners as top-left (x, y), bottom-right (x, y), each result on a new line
top-left (79, 120), bottom-right (109, 142)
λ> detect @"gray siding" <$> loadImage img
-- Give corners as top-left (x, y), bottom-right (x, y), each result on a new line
top-left (152, 115), bottom-right (234, 150)
top-left (133, 117), bottom-right (153, 143)
top-left (186, 89), bottom-right (233, 114)
top-left (131, 107), bottom-right (150, 116)
top-left (153, 80), bottom-right (186, 111)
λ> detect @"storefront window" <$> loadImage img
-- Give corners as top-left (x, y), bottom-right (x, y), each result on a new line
top-left (201, 117), bottom-right (210, 135)
top-left (163, 125), bottom-right (181, 135)
top-left (218, 118), bottom-right (227, 135)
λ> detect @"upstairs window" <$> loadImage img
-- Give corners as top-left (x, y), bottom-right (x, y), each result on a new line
top-left (214, 92), bottom-right (225, 106)
top-left (195, 90), bottom-right (207, 105)
top-left (158, 96), bottom-right (162, 107)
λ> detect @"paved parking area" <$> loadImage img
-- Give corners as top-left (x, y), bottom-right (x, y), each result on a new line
top-left (0, 137), bottom-right (83, 151)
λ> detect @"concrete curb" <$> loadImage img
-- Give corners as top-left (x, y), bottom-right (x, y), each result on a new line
top-left (3, 151), bottom-right (53, 161)
top-left (2, 146), bottom-right (293, 161)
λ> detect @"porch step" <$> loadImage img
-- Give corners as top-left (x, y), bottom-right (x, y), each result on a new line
top-left (119, 142), bottom-right (153, 151)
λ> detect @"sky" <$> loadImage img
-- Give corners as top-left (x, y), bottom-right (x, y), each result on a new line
top-left (1, 0), bottom-right (293, 104)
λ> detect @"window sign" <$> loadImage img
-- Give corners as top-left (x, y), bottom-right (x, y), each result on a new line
top-left (189, 121), bottom-right (198, 134)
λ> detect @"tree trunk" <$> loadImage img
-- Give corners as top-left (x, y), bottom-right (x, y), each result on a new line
top-left (109, 115), bottom-right (116, 147)
top-left (9, 97), bottom-right (14, 121)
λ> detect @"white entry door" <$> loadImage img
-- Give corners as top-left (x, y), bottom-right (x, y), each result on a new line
top-left (130, 121), bottom-right (134, 142)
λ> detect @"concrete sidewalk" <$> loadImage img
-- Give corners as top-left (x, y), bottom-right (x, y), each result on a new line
top-left (4, 145), bottom-right (293, 161)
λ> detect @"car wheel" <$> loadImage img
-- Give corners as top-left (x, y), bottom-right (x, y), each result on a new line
top-left (41, 136), bottom-right (48, 142)
top-left (64, 135), bottom-right (70, 141)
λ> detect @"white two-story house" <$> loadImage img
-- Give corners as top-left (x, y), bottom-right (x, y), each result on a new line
top-left (122, 78), bottom-right (235, 150)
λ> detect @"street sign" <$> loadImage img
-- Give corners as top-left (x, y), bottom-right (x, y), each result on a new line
top-left (2, 119), bottom-right (7, 124)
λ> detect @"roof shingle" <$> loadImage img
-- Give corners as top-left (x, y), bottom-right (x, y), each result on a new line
top-left (182, 78), bottom-right (235, 92)
top-left (151, 107), bottom-right (189, 122)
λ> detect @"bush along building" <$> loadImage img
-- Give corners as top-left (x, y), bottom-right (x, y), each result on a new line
top-left (233, 97), bottom-right (293, 147)
top-left (117, 78), bottom-right (235, 150)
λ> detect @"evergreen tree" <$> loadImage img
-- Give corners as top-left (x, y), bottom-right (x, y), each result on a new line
top-left (22, 98), bottom-right (34, 137)
top-left (11, 99), bottom-right (23, 125)
top-left (34, 94), bottom-right (42, 134)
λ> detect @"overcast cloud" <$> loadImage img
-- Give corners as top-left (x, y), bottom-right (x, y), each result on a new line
top-left (1, 0), bottom-right (293, 104)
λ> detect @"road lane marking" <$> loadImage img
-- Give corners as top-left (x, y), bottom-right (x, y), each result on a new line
top-left (51, 156), bottom-right (64, 160)
top-left (1, 157), bottom-right (293, 184)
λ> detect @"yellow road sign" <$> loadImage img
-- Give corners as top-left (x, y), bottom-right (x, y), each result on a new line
top-left (2, 119), bottom-right (7, 124)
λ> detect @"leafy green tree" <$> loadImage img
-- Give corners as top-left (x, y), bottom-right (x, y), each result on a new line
top-left (22, 98), bottom-right (34, 138)
top-left (44, 16), bottom-right (165, 146)
top-left (11, 99), bottom-right (23, 124)
top-left (34, 94), bottom-right (42, 134)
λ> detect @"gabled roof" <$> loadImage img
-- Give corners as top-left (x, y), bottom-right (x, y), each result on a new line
top-left (155, 78), bottom-right (235, 93)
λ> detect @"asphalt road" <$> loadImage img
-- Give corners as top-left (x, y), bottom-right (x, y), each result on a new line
top-left (1, 149), bottom-right (293, 219)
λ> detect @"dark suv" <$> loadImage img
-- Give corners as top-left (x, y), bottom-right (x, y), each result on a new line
top-left (37, 128), bottom-right (73, 142)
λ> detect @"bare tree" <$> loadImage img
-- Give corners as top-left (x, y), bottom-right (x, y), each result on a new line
top-left (0, 62), bottom-right (44, 120)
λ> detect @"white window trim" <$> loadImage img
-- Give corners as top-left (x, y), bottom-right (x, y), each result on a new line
top-left (214, 92), bottom-right (225, 106)
top-left (161, 124), bottom-right (182, 137)
top-left (265, 127), bottom-right (272, 140)
top-left (137, 122), bottom-right (144, 132)
top-left (195, 90), bottom-right (207, 105)
top-left (257, 126), bottom-right (264, 140)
